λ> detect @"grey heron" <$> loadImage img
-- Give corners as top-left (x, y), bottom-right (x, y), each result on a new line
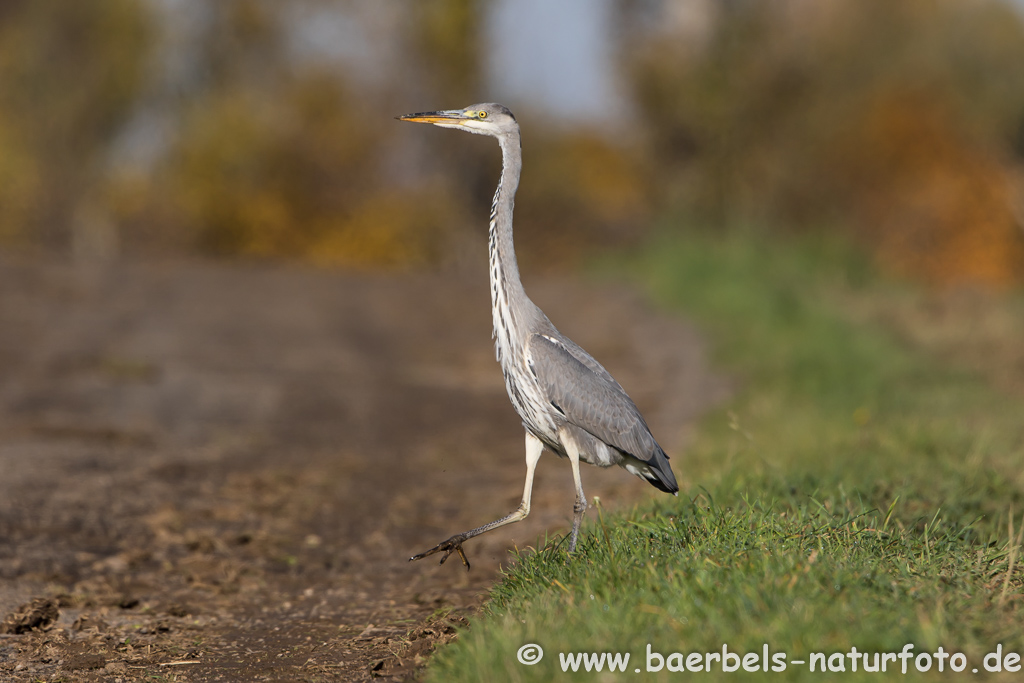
top-left (400, 103), bottom-right (678, 570)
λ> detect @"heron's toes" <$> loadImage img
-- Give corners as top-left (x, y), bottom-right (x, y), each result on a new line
top-left (410, 533), bottom-right (472, 570)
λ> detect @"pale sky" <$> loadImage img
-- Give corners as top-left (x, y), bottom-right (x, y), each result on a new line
top-left (485, 0), bottom-right (627, 126)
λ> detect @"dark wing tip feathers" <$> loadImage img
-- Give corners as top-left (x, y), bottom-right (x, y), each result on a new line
top-left (530, 332), bottom-right (679, 495)
top-left (645, 444), bottom-right (679, 494)
top-left (646, 475), bottom-right (678, 494)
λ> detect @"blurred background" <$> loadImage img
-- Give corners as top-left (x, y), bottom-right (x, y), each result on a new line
top-left (2, 3), bottom-right (1024, 676)
top-left (1, 0), bottom-right (1024, 285)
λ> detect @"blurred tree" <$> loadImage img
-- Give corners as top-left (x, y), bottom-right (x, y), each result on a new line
top-left (513, 127), bottom-right (651, 268)
top-left (0, 0), bottom-right (153, 253)
top-left (113, 0), bottom-right (460, 266)
top-left (412, 0), bottom-right (482, 104)
top-left (162, 72), bottom-right (454, 264)
top-left (0, 0), bottom-right (652, 270)
top-left (628, 0), bottom-right (1024, 286)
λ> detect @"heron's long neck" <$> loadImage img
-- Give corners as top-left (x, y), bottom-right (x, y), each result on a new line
top-left (490, 130), bottom-right (529, 363)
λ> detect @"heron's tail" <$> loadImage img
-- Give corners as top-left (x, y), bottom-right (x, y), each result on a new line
top-left (640, 445), bottom-right (679, 495)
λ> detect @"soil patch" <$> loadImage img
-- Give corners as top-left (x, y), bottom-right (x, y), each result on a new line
top-left (0, 257), bottom-right (727, 681)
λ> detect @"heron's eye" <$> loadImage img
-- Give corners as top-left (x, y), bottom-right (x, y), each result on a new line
top-left (478, 111), bottom-right (487, 119)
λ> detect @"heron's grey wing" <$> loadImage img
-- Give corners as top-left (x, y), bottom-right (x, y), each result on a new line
top-left (552, 335), bottom-right (621, 388)
top-left (527, 333), bottom-right (660, 462)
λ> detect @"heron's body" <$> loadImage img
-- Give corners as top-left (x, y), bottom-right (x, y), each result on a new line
top-left (402, 103), bottom-right (678, 569)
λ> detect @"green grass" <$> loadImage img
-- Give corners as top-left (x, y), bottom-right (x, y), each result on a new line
top-left (426, 228), bottom-right (1024, 681)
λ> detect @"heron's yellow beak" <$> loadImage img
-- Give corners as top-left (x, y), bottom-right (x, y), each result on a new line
top-left (397, 109), bottom-right (468, 125)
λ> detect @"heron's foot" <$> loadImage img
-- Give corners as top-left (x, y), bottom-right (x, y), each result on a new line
top-left (410, 533), bottom-right (472, 570)
top-left (568, 498), bottom-right (587, 554)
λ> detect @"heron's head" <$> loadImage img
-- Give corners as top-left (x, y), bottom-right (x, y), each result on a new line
top-left (397, 103), bottom-right (517, 138)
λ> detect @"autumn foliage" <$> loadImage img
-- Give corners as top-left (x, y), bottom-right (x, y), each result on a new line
top-left (0, 0), bottom-right (152, 251)
top-left (1, 0), bottom-right (1024, 285)
top-left (630, 0), bottom-right (1024, 286)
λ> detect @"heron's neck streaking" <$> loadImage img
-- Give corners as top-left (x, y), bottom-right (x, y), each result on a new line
top-left (489, 129), bottom-right (530, 364)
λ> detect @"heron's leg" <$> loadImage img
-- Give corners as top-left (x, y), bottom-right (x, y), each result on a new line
top-left (562, 431), bottom-right (588, 553)
top-left (410, 432), bottom-right (544, 570)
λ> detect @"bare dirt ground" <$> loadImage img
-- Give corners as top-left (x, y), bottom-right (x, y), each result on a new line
top-left (0, 256), bottom-right (727, 682)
